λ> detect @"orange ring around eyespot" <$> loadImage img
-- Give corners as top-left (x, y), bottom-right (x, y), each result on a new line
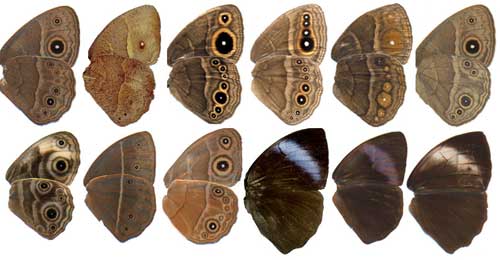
top-left (211, 28), bottom-right (237, 58)
top-left (218, 12), bottom-right (232, 25)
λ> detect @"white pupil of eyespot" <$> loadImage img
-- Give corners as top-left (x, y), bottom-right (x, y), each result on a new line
top-left (304, 41), bottom-right (310, 47)
top-left (389, 40), bottom-right (395, 46)
top-left (222, 41), bottom-right (227, 46)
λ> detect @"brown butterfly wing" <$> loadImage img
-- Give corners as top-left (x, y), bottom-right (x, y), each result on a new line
top-left (163, 180), bottom-right (237, 243)
top-left (83, 55), bottom-right (155, 127)
top-left (416, 5), bottom-right (495, 67)
top-left (164, 128), bottom-right (242, 187)
top-left (251, 4), bottom-right (326, 63)
top-left (0, 56), bottom-right (75, 125)
top-left (334, 53), bottom-right (406, 126)
top-left (0, 6), bottom-right (79, 66)
top-left (252, 55), bottom-right (323, 125)
top-left (244, 128), bottom-right (328, 254)
top-left (84, 131), bottom-right (155, 186)
top-left (6, 131), bottom-right (80, 185)
top-left (332, 132), bottom-right (406, 244)
top-left (168, 56), bottom-right (241, 123)
top-left (88, 5), bottom-right (160, 65)
top-left (167, 5), bottom-right (243, 65)
top-left (9, 179), bottom-right (74, 240)
top-left (407, 132), bottom-right (491, 253)
top-left (85, 174), bottom-right (156, 242)
top-left (332, 4), bottom-right (412, 64)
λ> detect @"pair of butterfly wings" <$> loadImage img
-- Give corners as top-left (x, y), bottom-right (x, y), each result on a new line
top-left (251, 5), bottom-right (327, 125)
top-left (333, 132), bottom-right (491, 254)
top-left (6, 132), bottom-right (80, 239)
top-left (83, 5), bottom-right (160, 126)
top-left (416, 5), bottom-right (495, 126)
top-left (162, 129), bottom-right (242, 244)
top-left (167, 5), bottom-right (243, 124)
top-left (0, 6), bottom-right (79, 125)
top-left (83, 132), bottom-right (156, 242)
top-left (332, 4), bottom-right (412, 126)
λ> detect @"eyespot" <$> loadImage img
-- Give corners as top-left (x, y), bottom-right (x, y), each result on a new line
top-left (219, 81), bottom-right (229, 90)
top-left (52, 157), bottom-right (69, 174)
top-left (300, 38), bottom-right (314, 52)
top-left (46, 97), bottom-right (56, 107)
top-left (48, 38), bottom-right (65, 56)
top-left (303, 30), bottom-right (310, 36)
top-left (127, 179), bottom-right (133, 185)
top-left (470, 69), bottom-right (478, 76)
top-left (459, 94), bottom-right (473, 108)
top-left (48, 224), bottom-right (57, 233)
top-left (210, 112), bottom-right (217, 119)
top-left (463, 37), bottom-right (481, 56)
top-left (56, 139), bottom-right (67, 148)
top-left (212, 186), bottom-right (225, 197)
top-left (303, 14), bottom-right (310, 20)
top-left (212, 156), bottom-right (233, 177)
top-left (210, 58), bottom-right (220, 66)
top-left (456, 108), bottom-right (463, 115)
top-left (219, 136), bottom-right (232, 149)
top-left (374, 57), bottom-right (386, 67)
top-left (45, 207), bottom-right (59, 221)
top-left (303, 20), bottom-right (310, 27)
top-left (296, 59), bottom-right (303, 65)
top-left (139, 41), bottom-right (146, 49)
top-left (212, 29), bottom-right (236, 57)
top-left (218, 12), bottom-right (232, 25)
top-left (206, 219), bottom-right (220, 233)
top-left (37, 181), bottom-right (52, 193)
top-left (296, 94), bottom-right (307, 106)
top-left (301, 84), bottom-right (310, 93)
top-left (221, 73), bottom-right (229, 80)
top-left (463, 60), bottom-right (473, 68)
top-left (218, 65), bottom-right (228, 73)
top-left (53, 17), bottom-right (62, 25)
top-left (52, 87), bottom-right (60, 95)
top-left (295, 111), bottom-right (300, 115)
top-left (302, 66), bottom-right (309, 73)
top-left (213, 91), bottom-right (228, 105)
top-left (467, 16), bottom-right (477, 25)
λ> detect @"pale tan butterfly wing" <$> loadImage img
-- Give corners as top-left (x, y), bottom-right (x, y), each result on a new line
top-left (167, 4), bottom-right (243, 65)
top-left (251, 4), bottom-right (327, 63)
top-left (164, 128), bottom-right (242, 187)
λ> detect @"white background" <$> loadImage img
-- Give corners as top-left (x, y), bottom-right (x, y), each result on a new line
top-left (0, 0), bottom-right (498, 259)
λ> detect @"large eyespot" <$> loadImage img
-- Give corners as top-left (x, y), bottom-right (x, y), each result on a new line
top-left (212, 186), bottom-right (225, 197)
top-left (219, 81), bottom-right (229, 90)
top-left (48, 37), bottom-right (65, 56)
top-left (301, 84), bottom-right (310, 93)
top-left (219, 136), bottom-right (232, 149)
top-left (44, 207), bottom-right (59, 221)
top-left (213, 91), bottom-right (228, 105)
top-left (381, 29), bottom-right (403, 49)
top-left (467, 16), bottom-right (477, 25)
top-left (210, 58), bottom-right (221, 67)
top-left (300, 38), bottom-right (315, 52)
top-left (37, 181), bottom-right (52, 193)
top-left (212, 29), bottom-right (236, 57)
top-left (45, 97), bottom-right (56, 107)
top-left (459, 94), bottom-right (473, 108)
top-left (463, 59), bottom-right (473, 68)
top-left (296, 94), bottom-right (307, 106)
top-left (212, 156), bottom-right (233, 177)
top-left (218, 12), bottom-right (232, 25)
top-left (206, 219), bottom-right (220, 233)
top-left (463, 37), bottom-right (481, 56)
top-left (52, 157), bottom-right (70, 174)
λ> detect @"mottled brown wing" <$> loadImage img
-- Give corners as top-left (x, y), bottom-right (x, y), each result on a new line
top-left (252, 55), bottom-right (322, 125)
top-left (168, 56), bottom-right (241, 123)
top-left (85, 174), bottom-right (156, 242)
top-left (416, 55), bottom-right (490, 126)
top-left (167, 5), bottom-right (243, 65)
top-left (0, 56), bottom-right (75, 125)
top-left (332, 4), bottom-right (412, 64)
top-left (88, 5), bottom-right (160, 65)
top-left (407, 132), bottom-right (491, 253)
top-left (9, 179), bottom-right (74, 240)
top-left (416, 5), bottom-right (495, 67)
top-left (164, 128), bottom-right (242, 187)
top-left (251, 4), bottom-right (326, 63)
top-left (163, 180), bottom-right (237, 244)
top-left (334, 53), bottom-right (406, 126)
top-left (332, 132), bottom-right (406, 244)
top-left (244, 128), bottom-right (328, 254)
top-left (83, 132), bottom-right (155, 186)
top-left (6, 131), bottom-right (80, 185)
top-left (0, 6), bottom-right (79, 66)
top-left (83, 55), bottom-right (155, 127)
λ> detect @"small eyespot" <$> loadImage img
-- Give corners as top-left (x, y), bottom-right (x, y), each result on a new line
top-left (303, 14), bottom-right (310, 20)
top-left (296, 94), bottom-right (307, 106)
top-left (53, 17), bottom-right (62, 25)
top-left (139, 41), bottom-right (146, 49)
top-left (46, 97), bottom-right (56, 106)
top-left (374, 57), bottom-right (385, 66)
top-left (221, 73), bottom-right (229, 80)
top-left (459, 95), bottom-right (473, 108)
top-left (218, 65), bottom-right (227, 72)
top-left (303, 21), bottom-right (310, 27)
top-left (56, 139), bottom-right (66, 148)
top-left (210, 112), bottom-right (217, 119)
top-left (296, 59), bottom-right (303, 65)
top-left (295, 111), bottom-right (300, 115)
top-left (303, 30), bottom-right (310, 36)
top-left (211, 58), bottom-right (220, 66)
top-left (456, 108), bottom-right (463, 115)
top-left (470, 69), bottom-right (478, 76)
top-left (219, 136), bottom-right (232, 149)
top-left (219, 81), bottom-right (229, 90)
top-left (301, 84), bottom-right (310, 92)
top-left (38, 181), bottom-right (51, 192)
top-left (212, 186), bottom-right (225, 197)
top-left (467, 16), bottom-right (477, 25)
top-left (49, 224), bottom-right (57, 232)
top-left (53, 87), bottom-right (60, 95)
top-left (128, 214), bottom-right (134, 220)
top-left (463, 60), bottom-right (472, 68)
top-left (127, 179), bottom-right (133, 185)
top-left (302, 66), bottom-right (309, 72)
top-left (134, 164), bottom-right (140, 170)
top-left (219, 12), bottom-right (232, 25)
top-left (214, 106), bottom-right (223, 114)
top-left (206, 219), bottom-right (220, 233)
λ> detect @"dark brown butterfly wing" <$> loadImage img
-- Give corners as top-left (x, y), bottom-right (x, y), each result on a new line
top-left (244, 128), bottom-right (328, 254)
top-left (407, 132), bottom-right (491, 253)
top-left (332, 132), bottom-right (406, 244)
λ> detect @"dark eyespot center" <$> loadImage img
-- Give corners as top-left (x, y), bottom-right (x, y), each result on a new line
top-left (55, 160), bottom-right (67, 172)
top-left (215, 32), bottom-right (234, 55)
top-left (456, 109), bottom-right (463, 115)
top-left (300, 38), bottom-right (314, 52)
top-left (214, 92), bottom-right (228, 105)
top-left (222, 138), bottom-right (229, 144)
top-left (139, 41), bottom-right (145, 49)
top-left (374, 57), bottom-right (386, 66)
top-left (50, 40), bottom-right (65, 55)
top-left (40, 182), bottom-right (49, 190)
top-left (58, 140), bottom-right (66, 146)
top-left (302, 84), bottom-right (310, 92)
top-left (216, 160), bottom-right (229, 171)
top-left (220, 82), bottom-right (228, 90)
top-left (460, 95), bottom-right (472, 107)
top-left (46, 97), bottom-right (55, 106)
top-left (303, 21), bottom-right (310, 27)
top-left (465, 39), bottom-right (480, 54)
top-left (296, 95), bottom-right (307, 105)
top-left (215, 107), bottom-right (222, 114)
top-left (221, 15), bottom-right (229, 23)
top-left (46, 208), bottom-right (58, 220)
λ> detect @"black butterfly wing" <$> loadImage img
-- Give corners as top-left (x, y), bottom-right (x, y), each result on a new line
top-left (244, 128), bottom-right (328, 254)
top-left (332, 132), bottom-right (407, 244)
top-left (407, 132), bottom-right (491, 253)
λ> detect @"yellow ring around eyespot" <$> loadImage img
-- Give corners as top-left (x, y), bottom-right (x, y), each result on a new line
top-left (211, 28), bottom-right (237, 58)
top-left (218, 12), bottom-right (233, 25)
top-left (462, 36), bottom-right (482, 57)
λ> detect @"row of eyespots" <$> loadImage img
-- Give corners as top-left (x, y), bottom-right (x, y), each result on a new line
top-left (210, 58), bottom-right (231, 120)
top-left (293, 58), bottom-right (313, 117)
top-left (212, 12), bottom-right (237, 57)
top-left (299, 12), bottom-right (315, 53)
top-left (372, 56), bottom-right (394, 123)
top-left (463, 16), bottom-right (481, 57)
top-left (449, 60), bottom-right (476, 120)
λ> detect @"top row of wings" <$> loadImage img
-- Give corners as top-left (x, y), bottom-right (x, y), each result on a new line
top-left (0, 4), bottom-right (495, 127)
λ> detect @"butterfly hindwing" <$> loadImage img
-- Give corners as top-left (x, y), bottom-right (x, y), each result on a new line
top-left (407, 132), bottom-right (491, 253)
top-left (168, 57), bottom-right (241, 123)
